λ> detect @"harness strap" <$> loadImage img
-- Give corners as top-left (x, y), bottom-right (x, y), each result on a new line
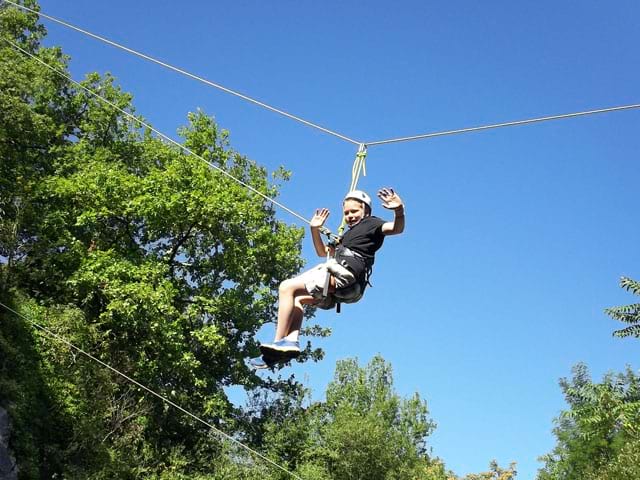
top-left (322, 247), bottom-right (333, 298)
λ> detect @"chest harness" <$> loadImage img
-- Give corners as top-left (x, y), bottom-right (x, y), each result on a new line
top-left (317, 226), bottom-right (374, 313)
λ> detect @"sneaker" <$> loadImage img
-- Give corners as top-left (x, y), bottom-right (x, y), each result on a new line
top-left (249, 356), bottom-right (270, 369)
top-left (272, 339), bottom-right (301, 353)
top-left (260, 339), bottom-right (300, 355)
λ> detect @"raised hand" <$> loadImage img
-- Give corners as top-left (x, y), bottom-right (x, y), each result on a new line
top-left (377, 187), bottom-right (403, 210)
top-left (310, 208), bottom-right (330, 228)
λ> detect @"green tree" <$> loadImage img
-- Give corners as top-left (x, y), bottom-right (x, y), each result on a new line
top-left (252, 355), bottom-right (437, 479)
top-left (537, 364), bottom-right (640, 480)
top-left (249, 355), bottom-right (515, 480)
top-left (1, 2), bottom-right (88, 476)
top-left (584, 437), bottom-right (640, 480)
top-left (415, 460), bottom-right (516, 480)
top-left (310, 356), bottom-right (435, 480)
top-left (1, 1), bottom-right (313, 477)
top-left (419, 459), bottom-right (457, 480)
top-left (605, 277), bottom-right (640, 338)
top-left (462, 460), bottom-right (517, 480)
top-left (0, 0), bottom-right (64, 292)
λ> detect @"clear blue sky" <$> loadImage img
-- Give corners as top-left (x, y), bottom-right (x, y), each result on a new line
top-left (35, 1), bottom-right (640, 478)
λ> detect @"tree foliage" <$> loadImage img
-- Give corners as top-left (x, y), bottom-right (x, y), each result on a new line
top-left (584, 436), bottom-right (640, 480)
top-left (241, 356), bottom-right (515, 480)
top-left (1, 1), bottom-right (311, 477)
top-left (605, 276), bottom-right (640, 339)
top-left (537, 363), bottom-right (640, 480)
top-left (243, 355), bottom-right (441, 480)
top-left (461, 460), bottom-right (517, 480)
top-left (301, 355), bottom-right (436, 479)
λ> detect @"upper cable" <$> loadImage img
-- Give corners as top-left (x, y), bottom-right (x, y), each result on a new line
top-left (3, 0), bottom-right (362, 146)
top-left (6, 0), bottom-right (639, 149)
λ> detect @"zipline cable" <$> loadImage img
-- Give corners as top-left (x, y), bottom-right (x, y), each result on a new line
top-left (0, 301), bottom-right (305, 480)
top-left (365, 104), bottom-right (640, 146)
top-left (3, 0), bottom-right (362, 147)
top-left (3, 37), bottom-right (312, 227)
top-left (5, 1), bottom-right (640, 151)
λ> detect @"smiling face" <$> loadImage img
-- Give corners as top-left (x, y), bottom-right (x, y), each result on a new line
top-left (343, 199), bottom-right (368, 227)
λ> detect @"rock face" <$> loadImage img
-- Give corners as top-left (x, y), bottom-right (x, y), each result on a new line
top-left (0, 407), bottom-right (17, 480)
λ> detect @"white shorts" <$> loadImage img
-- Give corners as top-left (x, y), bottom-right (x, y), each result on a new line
top-left (297, 258), bottom-right (356, 299)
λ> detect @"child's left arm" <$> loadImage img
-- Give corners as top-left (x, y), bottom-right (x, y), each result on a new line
top-left (378, 187), bottom-right (405, 236)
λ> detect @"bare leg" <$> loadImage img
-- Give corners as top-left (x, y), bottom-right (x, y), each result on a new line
top-left (274, 276), bottom-right (312, 341)
top-left (274, 274), bottom-right (335, 342)
top-left (283, 296), bottom-right (318, 342)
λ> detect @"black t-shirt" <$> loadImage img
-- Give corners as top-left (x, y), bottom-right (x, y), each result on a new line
top-left (337, 216), bottom-right (386, 278)
top-left (342, 216), bottom-right (386, 259)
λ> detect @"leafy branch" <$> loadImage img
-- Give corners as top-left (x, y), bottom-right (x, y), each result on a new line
top-left (606, 277), bottom-right (640, 338)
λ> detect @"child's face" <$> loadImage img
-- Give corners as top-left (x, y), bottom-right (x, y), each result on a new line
top-left (343, 199), bottom-right (366, 227)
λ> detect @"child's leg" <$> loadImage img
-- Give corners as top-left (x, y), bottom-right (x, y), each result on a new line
top-left (282, 295), bottom-right (318, 342)
top-left (274, 276), bottom-right (311, 341)
top-left (274, 269), bottom-right (334, 342)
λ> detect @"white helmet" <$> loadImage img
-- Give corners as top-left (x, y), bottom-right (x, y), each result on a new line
top-left (343, 190), bottom-right (372, 209)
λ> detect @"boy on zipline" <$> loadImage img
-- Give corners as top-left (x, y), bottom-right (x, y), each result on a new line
top-left (252, 187), bottom-right (405, 368)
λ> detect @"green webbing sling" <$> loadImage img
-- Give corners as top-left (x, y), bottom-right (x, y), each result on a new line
top-left (337, 143), bottom-right (368, 238)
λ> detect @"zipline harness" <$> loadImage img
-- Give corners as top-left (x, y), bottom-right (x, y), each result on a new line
top-left (316, 143), bottom-right (372, 313)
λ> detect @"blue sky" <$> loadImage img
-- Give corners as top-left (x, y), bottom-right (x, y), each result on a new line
top-left (31, 1), bottom-right (640, 478)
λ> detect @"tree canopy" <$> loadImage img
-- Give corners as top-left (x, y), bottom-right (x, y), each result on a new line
top-left (1, 1), bottom-right (311, 476)
top-left (537, 364), bottom-right (640, 480)
top-left (536, 278), bottom-right (640, 480)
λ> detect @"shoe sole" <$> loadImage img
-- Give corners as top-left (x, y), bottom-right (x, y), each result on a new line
top-left (260, 344), bottom-right (301, 356)
top-left (250, 360), bottom-right (269, 370)
top-left (262, 348), bottom-right (300, 363)
top-left (251, 354), bottom-right (299, 370)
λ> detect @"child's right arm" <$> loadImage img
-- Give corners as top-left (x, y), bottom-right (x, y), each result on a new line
top-left (310, 208), bottom-right (331, 257)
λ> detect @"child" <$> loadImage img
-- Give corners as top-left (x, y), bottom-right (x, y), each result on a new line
top-left (252, 187), bottom-right (405, 367)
